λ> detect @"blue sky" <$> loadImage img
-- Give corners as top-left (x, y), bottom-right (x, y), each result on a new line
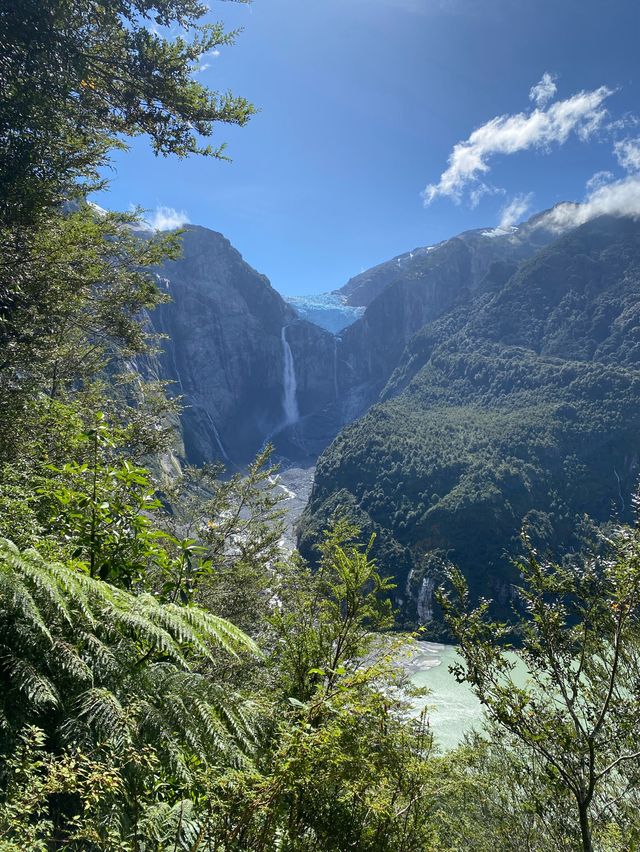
top-left (95, 0), bottom-right (640, 296)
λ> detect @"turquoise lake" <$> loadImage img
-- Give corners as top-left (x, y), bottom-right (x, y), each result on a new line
top-left (408, 642), bottom-right (483, 751)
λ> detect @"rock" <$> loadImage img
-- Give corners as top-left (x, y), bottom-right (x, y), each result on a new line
top-left (148, 226), bottom-right (336, 466)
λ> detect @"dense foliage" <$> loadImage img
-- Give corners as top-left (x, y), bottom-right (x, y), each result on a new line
top-left (1, 0), bottom-right (640, 848)
top-left (439, 522), bottom-right (640, 852)
top-left (301, 217), bottom-right (640, 628)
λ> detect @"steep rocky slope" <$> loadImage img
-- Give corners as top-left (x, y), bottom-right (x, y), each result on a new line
top-left (300, 215), bottom-right (640, 627)
top-left (148, 226), bottom-right (337, 465)
top-left (332, 217), bottom-right (558, 420)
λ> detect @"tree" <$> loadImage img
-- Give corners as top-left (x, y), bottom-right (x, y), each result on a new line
top-left (0, 0), bottom-right (254, 463)
top-left (158, 447), bottom-right (287, 634)
top-left (437, 522), bottom-right (640, 852)
top-left (209, 522), bottom-right (438, 851)
top-left (1, 0), bottom-right (254, 225)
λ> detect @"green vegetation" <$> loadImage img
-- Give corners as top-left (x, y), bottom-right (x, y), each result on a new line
top-left (301, 217), bottom-right (640, 629)
top-left (1, 0), bottom-right (640, 848)
top-left (439, 528), bottom-right (640, 852)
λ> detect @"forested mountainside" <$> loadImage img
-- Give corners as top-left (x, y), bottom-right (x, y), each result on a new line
top-left (299, 214), bottom-right (640, 626)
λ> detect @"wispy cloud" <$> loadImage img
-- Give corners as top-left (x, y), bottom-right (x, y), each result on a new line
top-left (606, 113), bottom-right (640, 133)
top-left (614, 137), bottom-right (640, 173)
top-left (585, 170), bottom-right (614, 192)
top-left (422, 78), bottom-right (613, 207)
top-left (146, 206), bottom-right (190, 231)
top-left (498, 192), bottom-right (534, 230)
top-left (469, 183), bottom-right (504, 209)
top-left (194, 49), bottom-right (220, 74)
top-left (538, 130), bottom-right (640, 232)
top-left (529, 72), bottom-right (557, 108)
top-left (542, 175), bottom-right (640, 231)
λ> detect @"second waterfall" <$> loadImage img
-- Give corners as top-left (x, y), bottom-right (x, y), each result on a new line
top-left (281, 326), bottom-right (300, 425)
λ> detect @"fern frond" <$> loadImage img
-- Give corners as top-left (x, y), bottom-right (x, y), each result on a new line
top-left (0, 653), bottom-right (60, 711)
top-left (0, 563), bottom-right (53, 645)
top-left (171, 603), bottom-right (261, 658)
top-left (4, 548), bottom-right (72, 626)
top-left (137, 799), bottom-right (201, 849)
top-left (46, 639), bottom-right (93, 686)
top-left (73, 687), bottom-right (130, 750)
top-left (0, 538), bottom-right (260, 776)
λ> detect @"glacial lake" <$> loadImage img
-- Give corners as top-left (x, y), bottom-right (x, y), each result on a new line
top-left (275, 468), bottom-right (516, 752)
top-left (408, 641), bottom-right (530, 751)
top-left (407, 642), bottom-right (483, 751)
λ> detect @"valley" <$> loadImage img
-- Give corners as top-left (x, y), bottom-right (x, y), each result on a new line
top-left (5, 3), bottom-right (640, 844)
top-left (147, 208), bottom-right (640, 627)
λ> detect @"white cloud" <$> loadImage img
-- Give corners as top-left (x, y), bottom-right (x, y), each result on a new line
top-left (537, 133), bottom-right (640, 232)
top-left (529, 72), bottom-right (557, 108)
top-left (469, 182), bottom-right (504, 208)
top-left (606, 113), bottom-right (640, 133)
top-left (586, 170), bottom-right (614, 192)
top-left (498, 192), bottom-right (534, 230)
top-left (540, 174), bottom-right (640, 232)
top-left (614, 138), bottom-right (640, 173)
top-left (146, 206), bottom-right (190, 231)
top-left (422, 82), bottom-right (613, 206)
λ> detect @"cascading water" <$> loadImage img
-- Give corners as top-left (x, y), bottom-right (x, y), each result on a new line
top-left (205, 411), bottom-right (228, 460)
top-left (281, 326), bottom-right (299, 425)
top-left (333, 336), bottom-right (340, 401)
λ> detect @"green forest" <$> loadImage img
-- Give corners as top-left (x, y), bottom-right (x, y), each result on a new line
top-left (1, 1), bottom-right (640, 850)
top-left (301, 218), bottom-right (640, 631)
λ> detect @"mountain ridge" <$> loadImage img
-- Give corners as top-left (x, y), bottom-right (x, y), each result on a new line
top-left (298, 213), bottom-right (640, 626)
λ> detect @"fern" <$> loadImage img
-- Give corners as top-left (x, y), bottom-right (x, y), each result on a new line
top-left (136, 799), bottom-right (202, 850)
top-left (0, 538), bottom-right (260, 780)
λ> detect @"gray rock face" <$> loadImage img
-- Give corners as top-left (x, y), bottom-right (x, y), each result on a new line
top-left (149, 226), bottom-right (336, 466)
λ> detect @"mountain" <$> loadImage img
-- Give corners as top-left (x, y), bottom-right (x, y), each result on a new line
top-left (148, 226), bottom-right (338, 466)
top-left (299, 214), bottom-right (640, 628)
top-left (329, 215), bottom-right (560, 423)
top-left (147, 215), bottom-right (557, 467)
top-left (335, 215), bottom-right (555, 309)
top-left (142, 211), bottom-right (640, 629)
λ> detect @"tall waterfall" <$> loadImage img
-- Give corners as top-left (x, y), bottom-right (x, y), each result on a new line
top-left (333, 337), bottom-right (340, 401)
top-left (205, 411), bottom-right (228, 460)
top-left (281, 326), bottom-right (299, 425)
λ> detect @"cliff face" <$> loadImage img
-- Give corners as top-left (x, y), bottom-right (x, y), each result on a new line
top-left (334, 220), bottom-right (557, 419)
top-left (147, 214), bottom-right (558, 468)
top-left (148, 226), bottom-right (336, 466)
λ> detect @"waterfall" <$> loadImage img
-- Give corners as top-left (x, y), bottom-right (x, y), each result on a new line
top-left (281, 326), bottom-right (299, 425)
top-left (333, 337), bottom-right (340, 401)
top-left (205, 411), bottom-right (228, 461)
top-left (416, 575), bottom-right (436, 624)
